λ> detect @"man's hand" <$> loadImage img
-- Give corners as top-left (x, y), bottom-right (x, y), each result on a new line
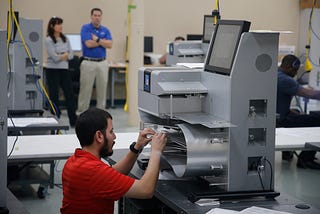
top-left (125, 131), bottom-right (167, 199)
top-left (150, 132), bottom-right (167, 153)
top-left (91, 33), bottom-right (98, 42)
top-left (135, 128), bottom-right (156, 150)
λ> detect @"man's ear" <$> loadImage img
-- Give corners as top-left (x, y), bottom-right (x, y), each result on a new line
top-left (94, 130), bottom-right (104, 144)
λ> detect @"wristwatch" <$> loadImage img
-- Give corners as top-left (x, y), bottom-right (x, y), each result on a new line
top-left (96, 38), bottom-right (100, 43)
top-left (129, 142), bottom-right (142, 154)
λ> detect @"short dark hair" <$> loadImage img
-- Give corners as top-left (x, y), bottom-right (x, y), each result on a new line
top-left (91, 8), bottom-right (103, 15)
top-left (174, 36), bottom-right (185, 41)
top-left (280, 54), bottom-right (300, 70)
top-left (75, 108), bottom-right (112, 147)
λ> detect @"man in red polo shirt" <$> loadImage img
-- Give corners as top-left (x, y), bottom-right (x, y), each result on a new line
top-left (61, 107), bottom-right (167, 214)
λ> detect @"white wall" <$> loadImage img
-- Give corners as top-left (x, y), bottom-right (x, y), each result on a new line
top-left (0, 0), bottom-right (301, 62)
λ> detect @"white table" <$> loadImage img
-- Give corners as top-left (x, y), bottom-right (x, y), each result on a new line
top-left (6, 127), bottom-right (320, 170)
top-left (7, 117), bottom-right (69, 135)
top-left (7, 132), bottom-right (139, 161)
top-left (275, 127), bottom-right (320, 151)
top-left (7, 132), bottom-right (138, 192)
top-left (7, 128), bottom-right (320, 195)
top-left (8, 127), bottom-right (320, 161)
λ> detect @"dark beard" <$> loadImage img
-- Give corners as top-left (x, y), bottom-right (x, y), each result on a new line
top-left (99, 136), bottom-right (114, 158)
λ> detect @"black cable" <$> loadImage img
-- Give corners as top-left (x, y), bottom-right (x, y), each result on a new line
top-left (7, 117), bottom-right (19, 158)
top-left (257, 158), bottom-right (265, 191)
top-left (7, 41), bottom-right (12, 91)
top-left (7, 5), bottom-right (14, 91)
top-left (311, 25), bottom-right (320, 41)
top-left (256, 157), bottom-right (274, 191)
top-left (54, 184), bottom-right (63, 189)
top-left (265, 158), bottom-right (273, 191)
top-left (257, 170), bottom-right (265, 191)
top-left (306, 0), bottom-right (320, 67)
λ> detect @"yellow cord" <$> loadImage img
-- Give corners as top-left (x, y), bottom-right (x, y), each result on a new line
top-left (123, 0), bottom-right (133, 112)
top-left (6, 0), bottom-right (12, 67)
top-left (305, 1), bottom-right (315, 72)
top-left (214, 0), bottom-right (219, 25)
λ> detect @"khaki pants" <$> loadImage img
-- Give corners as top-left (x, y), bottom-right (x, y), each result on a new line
top-left (77, 60), bottom-right (109, 114)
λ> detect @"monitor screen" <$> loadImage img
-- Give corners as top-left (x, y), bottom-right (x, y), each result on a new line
top-left (186, 34), bottom-right (203, 41)
top-left (202, 15), bottom-right (215, 43)
top-left (204, 20), bottom-right (250, 75)
top-left (66, 34), bottom-right (81, 52)
top-left (144, 36), bottom-right (153, 53)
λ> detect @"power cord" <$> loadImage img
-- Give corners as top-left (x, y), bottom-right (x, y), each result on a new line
top-left (7, 117), bottom-right (19, 158)
top-left (257, 157), bottom-right (273, 191)
top-left (257, 158), bottom-right (265, 191)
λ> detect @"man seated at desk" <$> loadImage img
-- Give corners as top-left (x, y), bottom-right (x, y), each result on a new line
top-left (277, 54), bottom-right (320, 169)
top-left (60, 108), bottom-right (167, 213)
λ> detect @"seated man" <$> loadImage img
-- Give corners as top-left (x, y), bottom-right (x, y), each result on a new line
top-left (277, 54), bottom-right (320, 169)
top-left (61, 107), bottom-right (167, 213)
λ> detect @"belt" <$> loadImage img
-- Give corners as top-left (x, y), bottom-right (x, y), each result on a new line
top-left (83, 57), bottom-right (105, 62)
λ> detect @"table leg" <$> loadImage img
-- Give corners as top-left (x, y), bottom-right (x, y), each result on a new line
top-left (111, 68), bottom-right (116, 108)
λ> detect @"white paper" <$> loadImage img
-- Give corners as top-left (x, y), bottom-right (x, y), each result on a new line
top-left (239, 206), bottom-right (293, 214)
top-left (195, 198), bottom-right (220, 207)
top-left (176, 63), bottom-right (204, 69)
top-left (206, 208), bottom-right (239, 214)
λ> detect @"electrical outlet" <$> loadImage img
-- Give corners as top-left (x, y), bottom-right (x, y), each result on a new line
top-left (248, 156), bottom-right (263, 172)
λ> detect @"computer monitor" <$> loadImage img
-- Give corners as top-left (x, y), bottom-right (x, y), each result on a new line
top-left (186, 34), bottom-right (203, 41)
top-left (66, 34), bottom-right (81, 52)
top-left (144, 36), bottom-right (153, 53)
top-left (204, 20), bottom-right (250, 76)
top-left (202, 15), bottom-right (215, 43)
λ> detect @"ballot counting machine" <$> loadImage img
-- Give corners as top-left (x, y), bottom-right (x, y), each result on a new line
top-left (166, 40), bottom-right (209, 65)
top-left (138, 20), bottom-right (280, 200)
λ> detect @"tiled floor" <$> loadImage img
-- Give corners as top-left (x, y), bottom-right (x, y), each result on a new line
top-left (7, 107), bottom-right (320, 213)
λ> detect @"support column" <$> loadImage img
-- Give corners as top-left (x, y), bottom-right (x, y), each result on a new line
top-left (127, 0), bottom-right (144, 126)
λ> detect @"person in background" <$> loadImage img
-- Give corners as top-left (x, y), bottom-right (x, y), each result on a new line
top-left (159, 36), bottom-right (185, 65)
top-left (61, 107), bottom-right (167, 213)
top-left (277, 54), bottom-right (320, 169)
top-left (45, 16), bottom-right (77, 127)
top-left (77, 8), bottom-right (112, 114)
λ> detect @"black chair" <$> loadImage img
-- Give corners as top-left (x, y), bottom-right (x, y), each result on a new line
top-left (69, 55), bottom-right (81, 95)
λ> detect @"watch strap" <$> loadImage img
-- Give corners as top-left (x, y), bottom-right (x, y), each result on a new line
top-left (129, 142), bottom-right (142, 154)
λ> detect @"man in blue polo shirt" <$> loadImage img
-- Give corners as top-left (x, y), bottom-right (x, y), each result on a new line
top-left (277, 54), bottom-right (320, 169)
top-left (77, 8), bottom-right (112, 114)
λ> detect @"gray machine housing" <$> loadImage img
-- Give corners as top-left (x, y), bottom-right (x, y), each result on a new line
top-left (138, 32), bottom-right (279, 192)
top-left (0, 30), bottom-right (8, 209)
top-left (166, 41), bottom-right (209, 66)
top-left (8, 18), bottom-right (43, 112)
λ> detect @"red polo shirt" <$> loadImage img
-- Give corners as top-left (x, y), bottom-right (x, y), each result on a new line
top-left (61, 149), bottom-right (134, 214)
